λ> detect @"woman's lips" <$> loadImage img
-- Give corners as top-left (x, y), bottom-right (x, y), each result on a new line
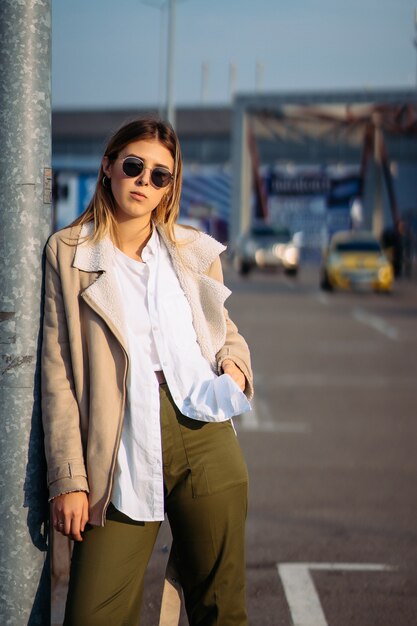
top-left (130, 191), bottom-right (147, 200)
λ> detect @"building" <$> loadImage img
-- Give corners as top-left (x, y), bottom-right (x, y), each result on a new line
top-left (52, 88), bottom-right (417, 257)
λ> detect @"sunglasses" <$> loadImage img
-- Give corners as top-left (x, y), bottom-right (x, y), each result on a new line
top-left (121, 156), bottom-right (173, 189)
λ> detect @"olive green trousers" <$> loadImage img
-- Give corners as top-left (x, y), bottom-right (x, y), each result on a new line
top-left (63, 384), bottom-right (249, 626)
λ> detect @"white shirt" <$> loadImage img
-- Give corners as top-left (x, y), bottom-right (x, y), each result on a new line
top-left (111, 229), bottom-right (250, 521)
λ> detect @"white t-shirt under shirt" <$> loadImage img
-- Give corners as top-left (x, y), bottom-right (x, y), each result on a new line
top-left (111, 229), bottom-right (250, 521)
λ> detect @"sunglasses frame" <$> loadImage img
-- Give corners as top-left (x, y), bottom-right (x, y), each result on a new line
top-left (121, 156), bottom-right (173, 189)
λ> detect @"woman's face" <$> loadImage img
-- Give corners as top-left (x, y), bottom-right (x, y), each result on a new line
top-left (103, 138), bottom-right (174, 224)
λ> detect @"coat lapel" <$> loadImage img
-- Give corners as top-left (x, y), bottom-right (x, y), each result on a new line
top-left (157, 224), bottom-right (231, 368)
top-left (72, 223), bottom-right (128, 352)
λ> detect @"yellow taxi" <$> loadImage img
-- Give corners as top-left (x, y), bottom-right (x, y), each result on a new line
top-left (320, 231), bottom-right (393, 292)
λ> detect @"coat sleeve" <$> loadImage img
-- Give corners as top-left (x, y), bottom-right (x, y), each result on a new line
top-left (41, 240), bottom-right (89, 499)
top-left (207, 256), bottom-right (254, 400)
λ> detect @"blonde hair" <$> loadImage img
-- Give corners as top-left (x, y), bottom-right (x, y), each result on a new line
top-left (71, 117), bottom-right (183, 244)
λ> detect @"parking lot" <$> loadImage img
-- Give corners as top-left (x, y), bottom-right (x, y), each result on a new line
top-left (139, 263), bottom-right (417, 626)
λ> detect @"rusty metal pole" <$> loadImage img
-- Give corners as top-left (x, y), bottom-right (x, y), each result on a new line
top-left (372, 112), bottom-right (384, 238)
top-left (0, 0), bottom-right (52, 624)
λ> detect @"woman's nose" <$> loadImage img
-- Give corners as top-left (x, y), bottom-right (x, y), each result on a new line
top-left (136, 167), bottom-right (151, 185)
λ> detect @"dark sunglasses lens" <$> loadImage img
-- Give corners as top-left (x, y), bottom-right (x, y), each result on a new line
top-left (151, 169), bottom-right (172, 188)
top-left (122, 158), bottom-right (143, 177)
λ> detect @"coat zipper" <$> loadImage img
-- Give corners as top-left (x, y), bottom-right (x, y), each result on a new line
top-left (81, 293), bottom-right (130, 526)
top-left (100, 354), bottom-right (128, 526)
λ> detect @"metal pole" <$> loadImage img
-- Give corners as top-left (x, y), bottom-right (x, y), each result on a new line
top-left (201, 61), bottom-right (209, 103)
top-left (229, 62), bottom-right (237, 102)
top-left (414, 9), bottom-right (417, 89)
top-left (372, 112), bottom-right (384, 238)
top-left (158, 5), bottom-right (167, 118)
top-left (231, 103), bottom-right (252, 245)
top-left (0, 0), bottom-right (52, 624)
top-left (255, 61), bottom-right (264, 92)
top-left (140, 1), bottom-right (166, 117)
top-left (166, 0), bottom-right (176, 128)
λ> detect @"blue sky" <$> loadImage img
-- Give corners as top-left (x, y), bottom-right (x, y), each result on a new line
top-left (52, 0), bottom-right (417, 109)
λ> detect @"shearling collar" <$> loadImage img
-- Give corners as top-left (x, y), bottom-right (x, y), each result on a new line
top-left (157, 223), bottom-right (227, 275)
top-left (72, 221), bottom-right (114, 272)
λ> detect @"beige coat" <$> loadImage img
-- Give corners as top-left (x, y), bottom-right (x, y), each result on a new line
top-left (42, 222), bottom-right (253, 526)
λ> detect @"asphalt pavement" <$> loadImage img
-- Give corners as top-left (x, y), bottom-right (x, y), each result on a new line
top-left (228, 264), bottom-right (417, 626)
top-left (54, 263), bottom-right (417, 626)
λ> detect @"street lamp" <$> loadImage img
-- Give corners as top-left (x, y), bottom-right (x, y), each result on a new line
top-left (141, 0), bottom-right (166, 119)
top-left (414, 9), bottom-right (417, 88)
top-left (166, 0), bottom-right (176, 128)
top-left (141, 0), bottom-right (190, 129)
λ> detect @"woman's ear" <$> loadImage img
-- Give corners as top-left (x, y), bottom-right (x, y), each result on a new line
top-left (102, 156), bottom-right (112, 177)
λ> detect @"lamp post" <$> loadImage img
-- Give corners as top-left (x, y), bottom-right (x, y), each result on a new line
top-left (166, 0), bottom-right (176, 128)
top-left (201, 61), bottom-right (209, 103)
top-left (255, 61), bottom-right (264, 92)
top-left (414, 9), bottom-right (417, 88)
top-left (141, 0), bottom-right (166, 118)
top-left (229, 63), bottom-right (237, 102)
top-left (142, 0), bottom-right (190, 129)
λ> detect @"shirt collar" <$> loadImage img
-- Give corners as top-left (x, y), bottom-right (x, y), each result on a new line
top-left (141, 223), bottom-right (159, 263)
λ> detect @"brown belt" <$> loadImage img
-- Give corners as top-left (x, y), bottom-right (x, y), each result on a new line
top-left (155, 370), bottom-right (166, 384)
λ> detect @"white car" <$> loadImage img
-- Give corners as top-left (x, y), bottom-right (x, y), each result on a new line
top-left (233, 225), bottom-right (300, 276)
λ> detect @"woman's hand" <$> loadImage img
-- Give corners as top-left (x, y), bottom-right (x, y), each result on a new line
top-left (52, 491), bottom-right (89, 542)
top-left (222, 359), bottom-right (246, 392)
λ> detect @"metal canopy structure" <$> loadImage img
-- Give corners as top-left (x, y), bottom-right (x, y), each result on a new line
top-left (231, 90), bottom-right (417, 244)
top-left (248, 102), bottom-right (417, 145)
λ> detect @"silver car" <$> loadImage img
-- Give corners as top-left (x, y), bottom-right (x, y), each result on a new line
top-left (233, 225), bottom-right (300, 276)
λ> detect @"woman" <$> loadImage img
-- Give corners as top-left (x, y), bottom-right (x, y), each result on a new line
top-left (42, 118), bottom-right (253, 626)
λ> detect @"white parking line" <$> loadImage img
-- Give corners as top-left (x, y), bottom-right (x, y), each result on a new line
top-left (317, 339), bottom-right (381, 355)
top-left (277, 562), bottom-right (393, 626)
top-left (271, 372), bottom-right (415, 388)
top-left (239, 401), bottom-right (261, 430)
top-left (284, 278), bottom-right (297, 291)
top-left (353, 307), bottom-right (399, 340)
top-left (238, 399), bottom-right (311, 434)
top-left (239, 418), bottom-right (311, 434)
top-left (315, 292), bottom-right (330, 306)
